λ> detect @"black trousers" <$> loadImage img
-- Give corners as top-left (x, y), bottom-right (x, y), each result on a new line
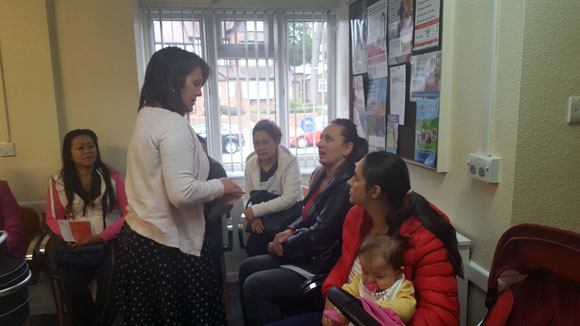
top-left (47, 236), bottom-right (116, 326)
top-left (239, 254), bottom-right (308, 326)
top-left (245, 233), bottom-right (272, 257)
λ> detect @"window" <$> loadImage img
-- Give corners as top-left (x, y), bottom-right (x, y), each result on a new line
top-left (142, 8), bottom-right (336, 175)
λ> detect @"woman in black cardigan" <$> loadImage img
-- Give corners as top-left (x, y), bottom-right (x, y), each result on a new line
top-left (239, 119), bottom-right (368, 326)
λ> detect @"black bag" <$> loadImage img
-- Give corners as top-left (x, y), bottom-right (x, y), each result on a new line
top-left (55, 193), bottom-right (106, 269)
top-left (245, 190), bottom-right (302, 237)
top-left (306, 239), bottom-right (342, 275)
top-left (55, 244), bottom-right (105, 269)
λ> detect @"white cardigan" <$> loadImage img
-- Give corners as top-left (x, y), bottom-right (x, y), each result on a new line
top-left (125, 107), bottom-right (224, 256)
top-left (244, 145), bottom-right (303, 217)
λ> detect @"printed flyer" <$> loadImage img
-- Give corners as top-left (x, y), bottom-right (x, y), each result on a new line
top-left (414, 0), bottom-right (441, 51)
top-left (389, 64), bottom-right (407, 125)
top-left (414, 98), bottom-right (439, 168)
top-left (366, 0), bottom-right (389, 78)
top-left (410, 51), bottom-right (441, 101)
top-left (386, 114), bottom-right (399, 154)
top-left (366, 77), bottom-right (388, 151)
top-left (387, 0), bottom-right (414, 65)
top-left (350, 0), bottom-right (368, 75)
top-left (353, 75), bottom-right (367, 138)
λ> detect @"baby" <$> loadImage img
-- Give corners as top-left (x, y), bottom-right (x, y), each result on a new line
top-left (328, 234), bottom-right (416, 325)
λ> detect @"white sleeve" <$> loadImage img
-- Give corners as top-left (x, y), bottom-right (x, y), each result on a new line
top-left (159, 121), bottom-right (224, 208)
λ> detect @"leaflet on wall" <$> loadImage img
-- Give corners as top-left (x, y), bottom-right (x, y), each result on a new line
top-left (366, 77), bottom-right (387, 151)
top-left (414, 98), bottom-right (439, 168)
top-left (387, 0), bottom-right (414, 65)
top-left (389, 64), bottom-right (407, 125)
top-left (386, 114), bottom-right (399, 153)
top-left (366, 0), bottom-right (389, 79)
top-left (410, 51), bottom-right (441, 101)
top-left (414, 0), bottom-right (441, 51)
top-left (350, 0), bottom-right (368, 75)
top-left (353, 75), bottom-right (367, 138)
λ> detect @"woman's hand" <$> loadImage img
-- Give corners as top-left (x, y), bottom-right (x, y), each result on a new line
top-left (250, 218), bottom-right (264, 234)
top-left (267, 241), bottom-right (282, 256)
top-left (322, 299), bottom-right (341, 326)
top-left (70, 235), bottom-right (103, 247)
top-left (267, 229), bottom-right (294, 256)
top-left (273, 229), bottom-right (294, 245)
top-left (220, 178), bottom-right (245, 196)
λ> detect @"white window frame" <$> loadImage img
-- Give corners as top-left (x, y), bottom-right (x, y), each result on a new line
top-left (140, 7), bottom-right (336, 175)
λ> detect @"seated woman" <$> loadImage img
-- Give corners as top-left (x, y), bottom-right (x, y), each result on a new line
top-left (46, 129), bottom-right (128, 326)
top-left (0, 179), bottom-right (27, 257)
top-left (244, 120), bottom-right (303, 256)
top-left (239, 119), bottom-right (368, 326)
top-left (321, 151), bottom-right (463, 326)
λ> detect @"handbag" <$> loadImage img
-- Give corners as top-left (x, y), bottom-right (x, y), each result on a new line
top-left (245, 190), bottom-right (302, 237)
top-left (302, 239), bottom-right (342, 275)
top-left (53, 183), bottom-right (106, 269)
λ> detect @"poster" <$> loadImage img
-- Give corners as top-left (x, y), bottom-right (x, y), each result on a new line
top-left (353, 75), bottom-right (367, 138)
top-left (414, 0), bottom-right (441, 51)
top-left (414, 98), bottom-right (439, 168)
top-left (366, 0), bottom-right (389, 79)
top-left (350, 0), bottom-right (368, 75)
top-left (410, 51), bottom-right (441, 101)
top-left (389, 64), bottom-right (407, 125)
top-left (366, 77), bottom-right (387, 151)
top-left (386, 114), bottom-right (399, 153)
top-left (387, 0), bottom-right (414, 65)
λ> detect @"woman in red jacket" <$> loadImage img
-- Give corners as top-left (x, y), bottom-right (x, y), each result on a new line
top-left (322, 151), bottom-right (463, 326)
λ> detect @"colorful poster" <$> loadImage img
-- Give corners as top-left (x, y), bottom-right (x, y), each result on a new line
top-left (387, 0), bottom-right (414, 65)
top-left (389, 64), bottom-right (407, 125)
top-left (414, 0), bottom-right (441, 51)
top-left (410, 51), bottom-right (441, 101)
top-left (386, 114), bottom-right (399, 153)
top-left (414, 98), bottom-right (439, 168)
top-left (350, 0), bottom-right (368, 75)
top-left (366, 0), bottom-right (389, 78)
top-left (353, 75), bottom-right (367, 138)
top-left (366, 77), bottom-right (388, 151)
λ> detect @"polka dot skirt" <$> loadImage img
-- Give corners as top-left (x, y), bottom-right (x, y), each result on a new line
top-left (114, 223), bottom-right (227, 326)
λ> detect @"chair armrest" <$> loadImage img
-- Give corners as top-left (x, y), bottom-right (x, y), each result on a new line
top-left (26, 233), bottom-right (44, 261)
top-left (237, 214), bottom-right (247, 249)
top-left (327, 286), bottom-right (381, 326)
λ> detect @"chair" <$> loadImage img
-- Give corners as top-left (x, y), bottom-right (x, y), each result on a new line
top-left (21, 206), bottom-right (66, 326)
top-left (480, 223), bottom-right (580, 326)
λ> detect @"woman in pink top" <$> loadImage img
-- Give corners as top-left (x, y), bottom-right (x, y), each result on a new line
top-left (46, 129), bottom-right (128, 326)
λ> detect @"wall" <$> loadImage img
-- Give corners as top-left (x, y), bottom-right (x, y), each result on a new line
top-left (512, 0), bottom-right (580, 231)
top-left (0, 0), bottom-right (62, 201)
top-left (0, 0), bottom-right (140, 204)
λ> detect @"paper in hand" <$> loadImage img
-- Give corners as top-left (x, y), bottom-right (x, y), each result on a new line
top-left (58, 220), bottom-right (94, 242)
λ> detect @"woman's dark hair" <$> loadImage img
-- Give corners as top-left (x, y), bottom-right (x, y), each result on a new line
top-left (361, 151), bottom-right (464, 278)
top-left (331, 118), bottom-right (368, 169)
top-left (252, 120), bottom-right (282, 143)
top-left (358, 234), bottom-right (404, 271)
top-left (309, 119), bottom-right (368, 191)
top-left (139, 47), bottom-right (211, 116)
top-left (60, 129), bottom-right (117, 218)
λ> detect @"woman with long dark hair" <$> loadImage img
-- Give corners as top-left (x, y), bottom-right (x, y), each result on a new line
top-left (239, 118), bottom-right (368, 326)
top-left (46, 129), bottom-right (128, 325)
top-left (322, 151), bottom-right (463, 325)
top-left (115, 47), bottom-right (244, 325)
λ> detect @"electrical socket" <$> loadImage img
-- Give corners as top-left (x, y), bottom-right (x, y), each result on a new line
top-left (568, 97), bottom-right (580, 124)
top-left (467, 153), bottom-right (500, 183)
top-left (0, 142), bottom-right (15, 157)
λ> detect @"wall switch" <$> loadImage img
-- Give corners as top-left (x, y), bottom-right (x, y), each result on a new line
top-left (0, 142), bottom-right (15, 157)
top-left (568, 97), bottom-right (580, 124)
top-left (467, 153), bottom-right (500, 183)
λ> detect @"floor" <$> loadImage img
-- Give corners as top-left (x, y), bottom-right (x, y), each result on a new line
top-left (27, 282), bottom-right (244, 326)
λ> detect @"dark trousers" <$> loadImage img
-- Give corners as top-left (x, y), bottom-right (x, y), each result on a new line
top-left (239, 254), bottom-right (308, 326)
top-left (245, 233), bottom-right (272, 257)
top-left (48, 237), bottom-right (116, 326)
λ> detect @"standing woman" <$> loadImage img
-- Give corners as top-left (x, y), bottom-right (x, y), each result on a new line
top-left (244, 119), bottom-right (303, 256)
top-left (322, 151), bottom-right (463, 326)
top-left (46, 129), bottom-right (128, 326)
top-left (239, 119), bottom-right (368, 326)
top-left (115, 47), bottom-right (244, 325)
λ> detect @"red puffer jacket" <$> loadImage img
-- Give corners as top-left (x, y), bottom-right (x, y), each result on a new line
top-left (323, 205), bottom-right (459, 326)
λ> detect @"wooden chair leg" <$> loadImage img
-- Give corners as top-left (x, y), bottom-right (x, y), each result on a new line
top-left (51, 279), bottom-right (65, 326)
top-left (220, 255), bottom-right (229, 313)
